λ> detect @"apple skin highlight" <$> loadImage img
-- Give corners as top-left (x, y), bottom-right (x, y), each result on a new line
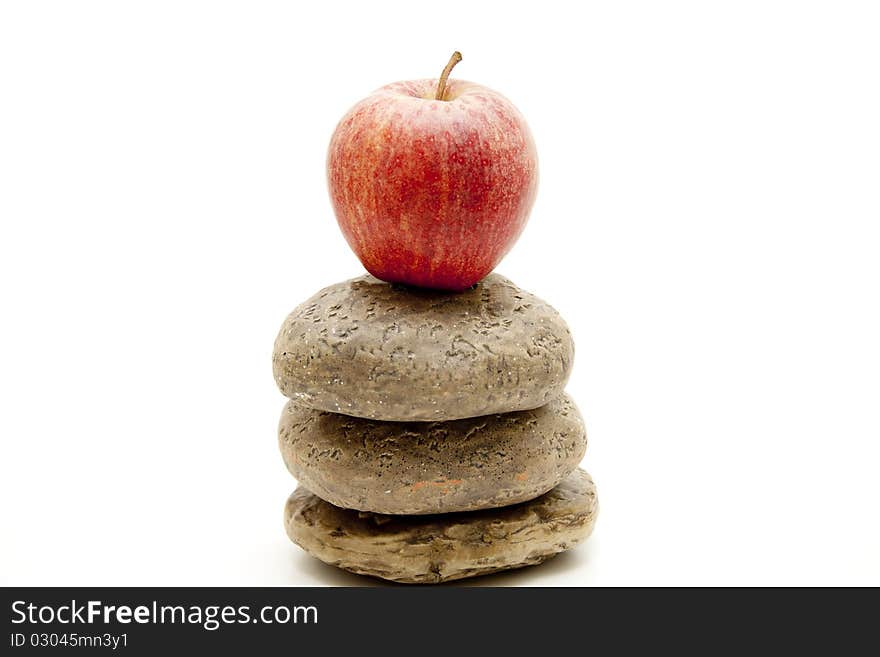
top-left (327, 78), bottom-right (538, 291)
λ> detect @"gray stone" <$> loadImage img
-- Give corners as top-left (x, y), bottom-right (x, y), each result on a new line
top-left (284, 469), bottom-right (598, 584)
top-left (278, 394), bottom-right (587, 515)
top-left (272, 273), bottom-right (574, 421)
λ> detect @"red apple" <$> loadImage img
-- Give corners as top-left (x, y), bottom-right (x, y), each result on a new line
top-left (327, 53), bottom-right (538, 291)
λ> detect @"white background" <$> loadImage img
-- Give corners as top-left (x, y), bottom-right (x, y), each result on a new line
top-left (2, 1), bottom-right (878, 586)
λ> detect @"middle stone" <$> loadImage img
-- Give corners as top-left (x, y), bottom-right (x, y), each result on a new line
top-left (278, 393), bottom-right (587, 515)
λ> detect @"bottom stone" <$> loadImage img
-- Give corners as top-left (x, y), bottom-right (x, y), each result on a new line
top-left (284, 469), bottom-right (598, 584)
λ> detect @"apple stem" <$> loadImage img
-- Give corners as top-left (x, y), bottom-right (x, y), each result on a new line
top-left (435, 51), bottom-right (463, 101)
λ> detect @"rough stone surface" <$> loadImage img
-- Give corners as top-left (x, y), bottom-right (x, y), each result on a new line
top-left (284, 469), bottom-right (598, 584)
top-left (272, 273), bottom-right (574, 421)
top-left (278, 394), bottom-right (587, 515)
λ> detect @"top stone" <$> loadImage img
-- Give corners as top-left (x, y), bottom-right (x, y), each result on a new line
top-left (272, 273), bottom-right (574, 421)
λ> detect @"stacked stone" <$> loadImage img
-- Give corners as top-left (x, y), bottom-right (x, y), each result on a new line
top-left (272, 273), bottom-right (598, 583)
